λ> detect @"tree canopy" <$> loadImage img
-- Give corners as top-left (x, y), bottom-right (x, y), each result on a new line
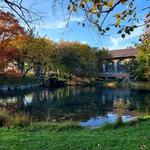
top-left (134, 34), bottom-right (150, 81)
top-left (0, 11), bottom-right (25, 50)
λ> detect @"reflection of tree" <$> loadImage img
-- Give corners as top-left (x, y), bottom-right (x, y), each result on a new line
top-left (113, 99), bottom-right (131, 115)
top-left (133, 90), bottom-right (150, 114)
top-left (0, 87), bottom-right (150, 121)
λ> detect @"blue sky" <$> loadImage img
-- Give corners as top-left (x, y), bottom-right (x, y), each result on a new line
top-left (22, 0), bottom-right (149, 50)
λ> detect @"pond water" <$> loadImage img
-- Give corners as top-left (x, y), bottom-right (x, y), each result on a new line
top-left (0, 86), bottom-right (150, 127)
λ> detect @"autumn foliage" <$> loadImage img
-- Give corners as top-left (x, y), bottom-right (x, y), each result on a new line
top-left (0, 11), bottom-right (25, 73)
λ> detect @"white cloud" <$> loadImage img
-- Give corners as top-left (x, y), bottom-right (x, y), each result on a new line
top-left (81, 41), bottom-right (87, 44)
top-left (38, 16), bottom-right (84, 30)
top-left (69, 16), bottom-right (84, 22)
top-left (40, 21), bottom-right (66, 30)
top-left (108, 27), bottom-right (144, 50)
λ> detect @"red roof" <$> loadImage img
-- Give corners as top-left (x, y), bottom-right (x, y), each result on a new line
top-left (108, 48), bottom-right (138, 58)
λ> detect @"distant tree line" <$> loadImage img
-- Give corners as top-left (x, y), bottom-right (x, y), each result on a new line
top-left (0, 11), bottom-right (149, 81)
top-left (0, 11), bottom-right (109, 80)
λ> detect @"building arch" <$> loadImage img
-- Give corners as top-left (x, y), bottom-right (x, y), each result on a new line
top-left (117, 59), bottom-right (126, 73)
top-left (105, 61), bottom-right (115, 73)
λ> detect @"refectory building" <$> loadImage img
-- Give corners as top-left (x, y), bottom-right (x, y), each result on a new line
top-left (98, 48), bottom-right (138, 79)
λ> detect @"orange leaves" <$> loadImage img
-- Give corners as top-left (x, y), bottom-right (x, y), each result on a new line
top-left (0, 11), bottom-right (25, 70)
top-left (0, 11), bottom-right (25, 50)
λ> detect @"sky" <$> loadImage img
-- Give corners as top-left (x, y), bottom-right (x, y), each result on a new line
top-left (20, 0), bottom-right (149, 50)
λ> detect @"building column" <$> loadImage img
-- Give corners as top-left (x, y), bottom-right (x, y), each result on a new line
top-left (114, 60), bottom-right (118, 73)
top-left (102, 64), bottom-right (106, 73)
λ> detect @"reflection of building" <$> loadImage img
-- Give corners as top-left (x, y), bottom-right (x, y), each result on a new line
top-left (98, 48), bottom-right (138, 79)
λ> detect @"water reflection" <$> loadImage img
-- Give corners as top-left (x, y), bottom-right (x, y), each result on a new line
top-left (80, 112), bottom-right (137, 127)
top-left (0, 87), bottom-right (149, 124)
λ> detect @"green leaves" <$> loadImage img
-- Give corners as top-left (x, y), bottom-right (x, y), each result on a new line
top-left (67, 5), bottom-right (71, 10)
top-left (97, 13), bottom-right (100, 18)
top-left (106, 27), bottom-right (110, 31)
top-left (65, 0), bottom-right (145, 39)
top-left (121, 34), bottom-right (125, 38)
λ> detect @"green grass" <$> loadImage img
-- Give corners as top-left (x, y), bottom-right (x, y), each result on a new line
top-left (0, 120), bottom-right (150, 150)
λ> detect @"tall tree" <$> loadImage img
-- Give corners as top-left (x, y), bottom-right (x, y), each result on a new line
top-left (0, 11), bottom-right (25, 72)
top-left (56, 41), bottom-right (98, 77)
top-left (134, 34), bottom-right (150, 81)
top-left (9, 34), bottom-right (56, 77)
top-left (0, 11), bottom-right (24, 50)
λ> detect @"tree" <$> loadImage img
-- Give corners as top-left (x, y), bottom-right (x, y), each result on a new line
top-left (0, 11), bottom-right (25, 73)
top-left (1, 0), bottom-right (40, 29)
top-left (56, 41), bottom-right (98, 77)
top-left (9, 34), bottom-right (56, 77)
top-left (54, 0), bottom-right (150, 37)
top-left (0, 11), bottom-right (24, 50)
top-left (134, 34), bottom-right (150, 81)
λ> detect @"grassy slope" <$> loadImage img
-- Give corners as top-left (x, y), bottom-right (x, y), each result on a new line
top-left (0, 121), bottom-right (150, 150)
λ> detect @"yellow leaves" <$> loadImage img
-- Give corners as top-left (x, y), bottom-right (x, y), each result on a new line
top-left (108, 0), bottom-right (114, 7)
top-left (114, 13), bottom-right (121, 27)
top-left (115, 13), bottom-right (121, 18)
top-left (115, 18), bottom-right (121, 27)
top-left (91, 5), bottom-right (97, 13)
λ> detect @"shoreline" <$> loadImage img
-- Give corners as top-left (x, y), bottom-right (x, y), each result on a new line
top-left (0, 80), bottom-right (150, 92)
top-left (100, 81), bottom-right (150, 91)
top-left (0, 84), bottom-right (40, 92)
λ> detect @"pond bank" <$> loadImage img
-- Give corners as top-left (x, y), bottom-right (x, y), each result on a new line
top-left (0, 119), bottom-right (150, 150)
top-left (101, 80), bottom-right (150, 90)
top-left (0, 84), bottom-right (40, 92)
top-left (0, 75), bottom-right (40, 91)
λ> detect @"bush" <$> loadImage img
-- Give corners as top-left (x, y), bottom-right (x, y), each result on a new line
top-left (0, 111), bottom-right (10, 127)
top-left (114, 116), bottom-right (123, 128)
top-left (0, 111), bottom-right (31, 128)
top-left (11, 114), bottom-right (31, 127)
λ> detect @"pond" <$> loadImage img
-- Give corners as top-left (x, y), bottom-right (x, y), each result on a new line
top-left (0, 86), bottom-right (150, 127)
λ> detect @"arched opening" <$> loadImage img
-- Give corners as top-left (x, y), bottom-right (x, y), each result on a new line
top-left (117, 59), bottom-right (126, 73)
top-left (106, 61), bottom-right (115, 73)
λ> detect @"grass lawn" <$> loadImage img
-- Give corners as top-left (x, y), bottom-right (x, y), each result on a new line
top-left (0, 120), bottom-right (150, 150)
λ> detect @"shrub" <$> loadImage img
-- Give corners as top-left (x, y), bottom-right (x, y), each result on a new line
top-left (0, 111), bottom-right (32, 128)
top-left (11, 114), bottom-right (31, 127)
top-left (0, 111), bottom-right (10, 127)
top-left (114, 116), bottom-right (123, 128)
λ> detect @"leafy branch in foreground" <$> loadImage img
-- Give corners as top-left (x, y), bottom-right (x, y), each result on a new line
top-left (1, 0), bottom-right (149, 37)
top-left (53, 0), bottom-right (150, 37)
top-left (0, 0), bottom-right (41, 29)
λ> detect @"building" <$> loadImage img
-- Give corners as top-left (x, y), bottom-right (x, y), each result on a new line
top-left (98, 48), bottom-right (138, 79)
